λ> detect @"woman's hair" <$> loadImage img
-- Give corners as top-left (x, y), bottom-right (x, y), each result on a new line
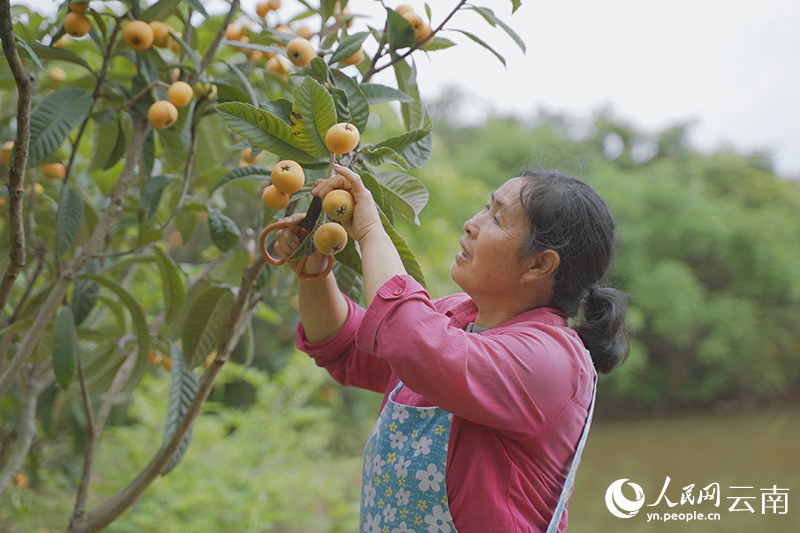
top-left (517, 169), bottom-right (629, 374)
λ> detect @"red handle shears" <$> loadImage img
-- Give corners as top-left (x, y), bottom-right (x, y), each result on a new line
top-left (259, 196), bottom-right (333, 281)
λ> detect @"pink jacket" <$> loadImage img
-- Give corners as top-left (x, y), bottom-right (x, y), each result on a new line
top-left (296, 275), bottom-right (596, 532)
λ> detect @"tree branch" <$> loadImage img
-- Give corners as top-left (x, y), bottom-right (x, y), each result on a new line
top-left (0, 0), bottom-right (35, 314)
top-left (69, 256), bottom-right (266, 533)
top-left (0, 119), bottom-right (152, 399)
top-left (0, 367), bottom-right (44, 497)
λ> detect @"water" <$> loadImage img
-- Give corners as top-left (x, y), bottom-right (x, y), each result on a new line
top-left (568, 405), bottom-right (800, 532)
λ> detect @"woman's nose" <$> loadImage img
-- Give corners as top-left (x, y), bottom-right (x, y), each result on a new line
top-left (463, 213), bottom-right (478, 235)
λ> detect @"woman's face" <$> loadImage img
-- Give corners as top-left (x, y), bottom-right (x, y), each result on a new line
top-left (450, 177), bottom-right (534, 300)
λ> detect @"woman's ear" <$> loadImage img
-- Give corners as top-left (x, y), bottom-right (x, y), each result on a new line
top-left (523, 249), bottom-right (560, 282)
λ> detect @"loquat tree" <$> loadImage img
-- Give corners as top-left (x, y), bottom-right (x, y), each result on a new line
top-left (0, 0), bottom-right (525, 530)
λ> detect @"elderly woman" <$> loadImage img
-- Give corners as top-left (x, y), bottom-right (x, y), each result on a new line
top-left (275, 164), bottom-right (629, 532)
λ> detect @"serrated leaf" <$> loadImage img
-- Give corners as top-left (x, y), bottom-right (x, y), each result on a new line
top-left (79, 274), bottom-right (150, 376)
top-left (209, 165), bottom-right (271, 195)
top-left (56, 183), bottom-right (84, 257)
top-left (455, 29), bottom-right (506, 66)
top-left (53, 306), bottom-right (78, 390)
top-left (397, 131), bottom-right (433, 169)
top-left (29, 42), bottom-right (91, 70)
top-left (224, 60), bottom-right (258, 106)
top-left (511, 0), bottom-right (522, 13)
top-left (333, 255), bottom-right (364, 303)
top-left (360, 145), bottom-right (409, 170)
top-left (375, 171), bottom-right (429, 225)
top-left (359, 83), bottom-right (414, 105)
top-left (330, 70), bottom-right (369, 133)
top-left (217, 102), bottom-right (320, 164)
top-left (28, 88), bottom-right (93, 167)
top-left (374, 114), bottom-right (432, 153)
top-left (291, 77), bottom-right (337, 158)
top-left (72, 259), bottom-right (100, 326)
top-left (421, 36), bottom-right (456, 51)
top-left (138, 175), bottom-right (173, 223)
top-left (378, 206), bottom-right (425, 287)
top-left (182, 286), bottom-right (235, 368)
top-left (153, 246), bottom-right (186, 324)
top-left (161, 343), bottom-right (199, 476)
top-left (329, 31), bottom-right (369, 64)
top-left (183, 0), bottom-right (208, 16)
top-left (206, 205), bottom-right (241, 252)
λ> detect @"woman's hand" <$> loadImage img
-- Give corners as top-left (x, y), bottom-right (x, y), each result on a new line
top-left (272, 212), bottom-right (329, 277)
top-left (312, 164), bottom-right (383, 243)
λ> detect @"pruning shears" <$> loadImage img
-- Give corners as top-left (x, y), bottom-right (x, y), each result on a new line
top-left (258, 196), bottom-right (334, 281)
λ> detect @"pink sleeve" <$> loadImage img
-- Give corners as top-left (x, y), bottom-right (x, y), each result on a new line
top-left (296, 294), bottom-right (393, 393)
top-left (357, 275), bottom-right (581, 438)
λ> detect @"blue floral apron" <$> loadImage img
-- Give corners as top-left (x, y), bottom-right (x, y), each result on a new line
top-left (360, 367), bottom-right (596, 533)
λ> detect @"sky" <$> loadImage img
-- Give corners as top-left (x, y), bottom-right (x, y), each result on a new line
top-left (26, 0), bottom-right (800, 177)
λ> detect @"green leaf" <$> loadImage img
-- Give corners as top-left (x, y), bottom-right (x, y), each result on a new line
top-left (291, 77), bottom-right (337, 158)
top-left (153, 246), bottom-right (186, 324)
top-left (393, 59), bottom-right (423, 130)
top-left (374, 114), bottom-right (433, 152)
top-left (15, 37), bottom-right (44, 72)
top-left (161, 343), bottom-right (199, 476)
top-left (72, 259), bottom-right (100, 326)
top-left (468, 6), bottom-right (526, 53)
top-left (387, 8), bottom-right (416, 50)
top-left (217, 102), bottom-right (320, 164)
top-left (206, 205), bottom-right (241, 252)
top-left (329, 31), bottom-right (369, 64)
top-left (333, 251), bottom-right (364, 303)
top-left (79, 274), bottom-right (151, 373)
top-left (138, 175), bottom-right (173, 223)
top-left (182, 286), bottom-right (235, 368)
top-left (52, 306), bottom-right (78, 390)
top-left (397, 131), bottom-right (433, 169)
top-left (330, 70), bottom-right (369, 133)
top-left (224, 60), bottom-right (258, 106)
top-left (56, 183), bottom-right (84, 257)
top-left (378, 206), bottom-right (425, 287)
top-left (137, 224), bottom-right (163, 247)
top-left (455, 29), bottom-right (506, 66)
top-left (421, 36), bottom-right (456, 51)
top-left (209, 165), bottom-right (271, 195)
top-left (375, 171), bottom-right (429, 225)
top-left (28, 42), bottom-right (90, 70)
top-left (510, 0), bottom-right (522, 13)
top-left (359, 83), bottom-right (414, 105)
top-left (28, 88), bottom-right (93, 167)
top-left (140, 0), bottom-right (180, 21)
top-left (360, 145), bottom-right (409, 169)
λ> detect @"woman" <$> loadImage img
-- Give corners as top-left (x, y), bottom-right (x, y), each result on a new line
top-left (274, 164), bottom-right (629, 532)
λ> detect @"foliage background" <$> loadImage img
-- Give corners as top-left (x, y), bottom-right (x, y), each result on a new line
top-left (1, 0), bottom-right (799, 531)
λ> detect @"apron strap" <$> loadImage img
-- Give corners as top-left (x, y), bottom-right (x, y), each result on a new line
top-left (546, 374), bottom-right (597, 533)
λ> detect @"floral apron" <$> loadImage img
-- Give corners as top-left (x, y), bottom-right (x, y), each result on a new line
top-left (360, 369), bottom-right (596, 533)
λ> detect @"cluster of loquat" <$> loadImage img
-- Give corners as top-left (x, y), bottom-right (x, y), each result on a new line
top-left (257, 122), bottom-right (362, 258)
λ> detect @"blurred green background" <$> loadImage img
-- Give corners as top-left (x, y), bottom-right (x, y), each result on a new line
top-left (3, 98), bottom-right (799, 531)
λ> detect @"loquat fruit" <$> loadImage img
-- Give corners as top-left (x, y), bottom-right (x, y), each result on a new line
top-left (265, 55), bottom-right (291, 80)
top-left (322, 189), bottom-right (355, 221)
top-left (69, 2), bottom-right (88, 13)
top-left (313, 222), bottom-right (348, 255)
top-left (415, 21), bottom-right (433, 44)
top-left (267, 0), bottom-right (281, 10)
top-left (262, 184), bottom-right (290, 210)
top-left (150, 20), bottom-right (171, 47)
top-left (325, 122), bottom-right (360, 154)
top-left (148, 350), bottom-right (163, 364)
top-left (167, 81), bottom-right (193, 107)
top-left (225, 24), bottom-right (243, 41)
top-left (123, 20), bottom-right (154, 51)
top-left (54, 33), bottom-right (72, 48)
top-left (256, 1), bottom-right (271, 18)
top-left (48, 67), bottom-right (67, 83)
top-left (239, 147), bottom-right (264, 166)
top-left (13, 473), bottom-right (29, 489)
top-left (286, 37), bottom-right (315, 68)
top-left (271, 159), bottom-right (305, 194)
top-left (341, 48), bottom-right (364, 66)
top-left (147, 100), bottom-right (178, 130)
top-left (162, 356), bottom-right (172, 371)
top-left (296, 26), bottom-right (313, 40)
top-left (395, 4), bottom-right (414, 16)
top-left (39, 162), bottom-right (66, 180)
top-left (64, 11), bottom-right (91, 37)
top-left (401, 11), bottom-right (425, 34)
